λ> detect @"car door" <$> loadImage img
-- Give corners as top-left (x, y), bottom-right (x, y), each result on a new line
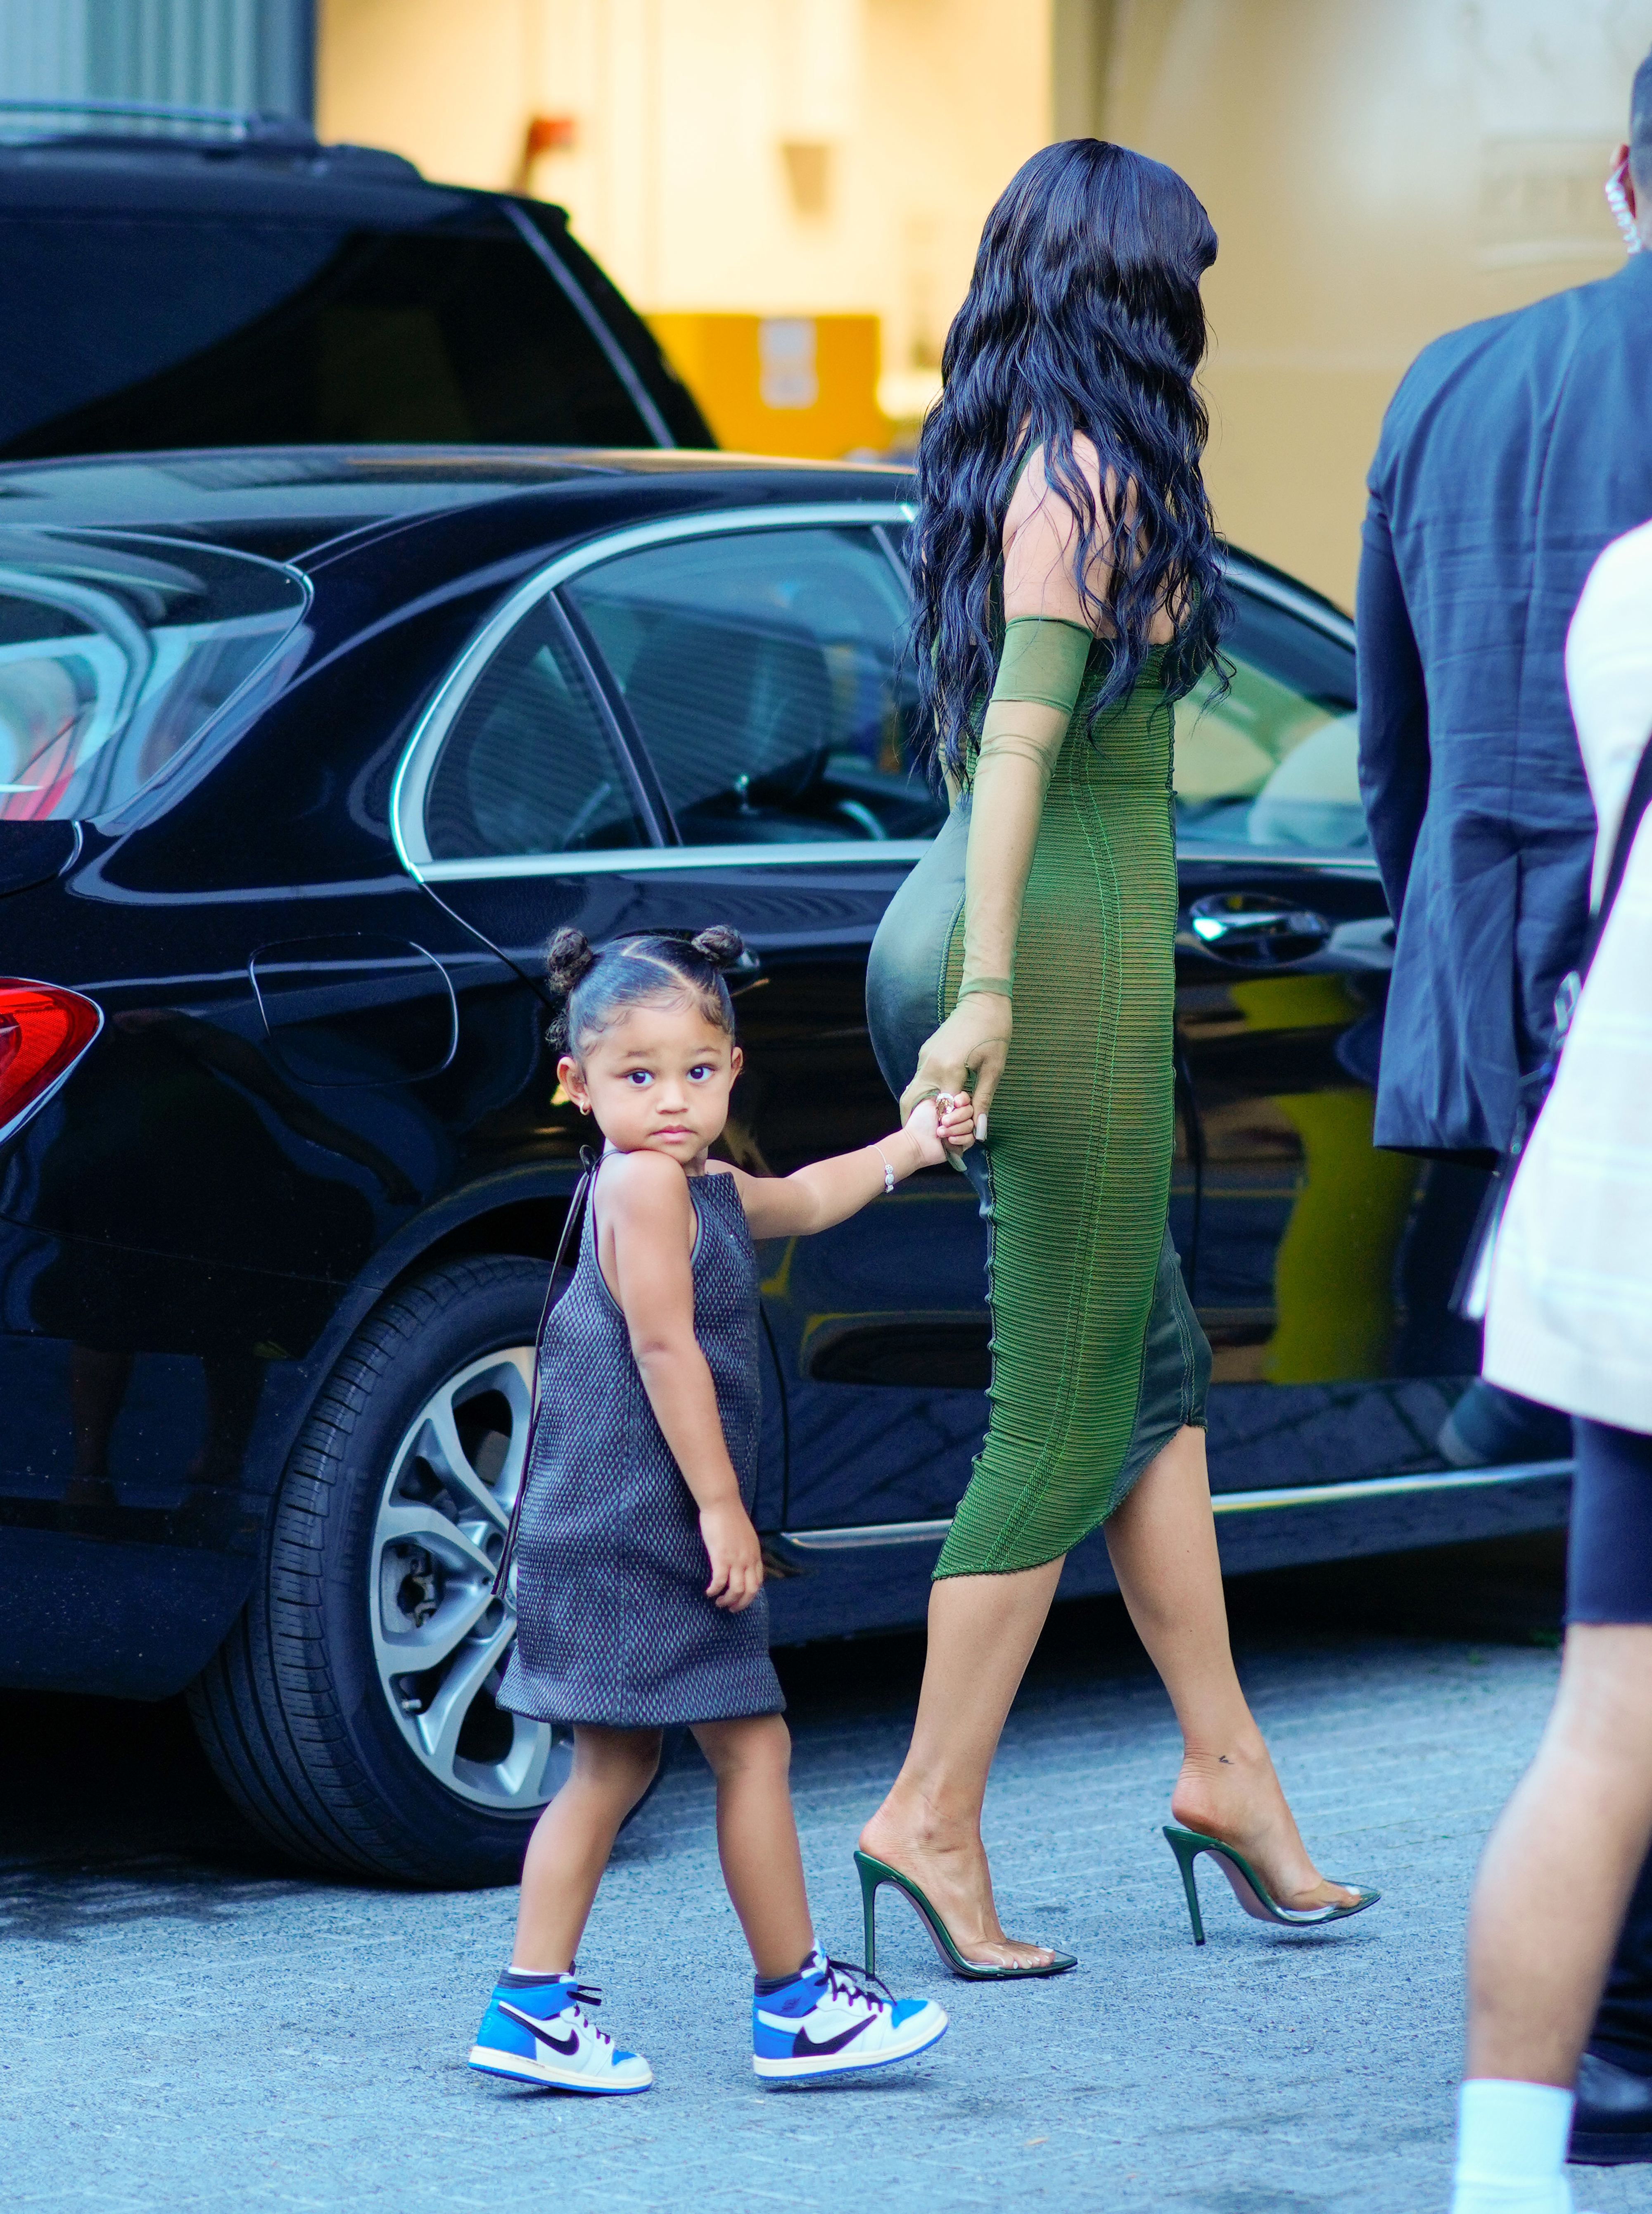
top-left (388, 570), bottom-right (810, 1523)
top-left (1171, 573), bottom-right (1491, 1495)
top-left (560, 515), bottom-right (990, 1537)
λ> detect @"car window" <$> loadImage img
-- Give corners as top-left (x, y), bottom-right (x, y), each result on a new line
top-left (0, 529), bottom-right (307, 821)
top-left (0, 211), bottom-right (652, 458)
top-left (565, 527), bottom-right (945, 845)
top-left (421, 602), bottom-right (649, 861)
top-left (1173, 592), bottom-right (1365, 854)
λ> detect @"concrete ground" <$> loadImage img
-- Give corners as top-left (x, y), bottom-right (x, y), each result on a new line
top-left (6, 1537), bottom-right (1651, 2214)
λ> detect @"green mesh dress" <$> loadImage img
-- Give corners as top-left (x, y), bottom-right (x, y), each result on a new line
top-left (865, 639), bottom-right (1211, 1578)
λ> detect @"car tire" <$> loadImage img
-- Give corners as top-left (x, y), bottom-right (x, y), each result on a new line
top-left (189, 1253), bottom-right (628, 1886)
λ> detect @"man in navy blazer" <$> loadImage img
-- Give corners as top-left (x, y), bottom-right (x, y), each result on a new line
top-left (1358, 55), bottom-right (1652, 2175)
top-left (1361, 206), bottom-right (1652, 1163)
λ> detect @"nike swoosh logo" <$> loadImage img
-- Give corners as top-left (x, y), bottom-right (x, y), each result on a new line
top-left (499, 1999), bottom-right (579, 2056)
top-left (790, 2016), bottom-right (874, 2057)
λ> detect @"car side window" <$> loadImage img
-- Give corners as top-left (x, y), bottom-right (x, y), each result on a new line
top-left (564, 526), bottom-right (944, 845)
top-left (0, 213), bottom-right (653, 458)
top-left (1173, 593), bottom-right (1365, 854)
top-left (422, 600), bottom-right (649, 861)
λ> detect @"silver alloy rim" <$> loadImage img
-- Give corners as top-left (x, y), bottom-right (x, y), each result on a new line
top-left (368, 1346), bottom-right (572, 1813)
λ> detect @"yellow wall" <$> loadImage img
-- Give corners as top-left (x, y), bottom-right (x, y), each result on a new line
top-left (1100, 0), bottom-right (1652, 605)
top-left (317, 0), bottom-right (1049, 432)
top-left (316, 0), bottom-right (532, 190)
top-left (318, 0), bottom-right (1652, 602)
top-left (647, 313), bottom-right (890, 457)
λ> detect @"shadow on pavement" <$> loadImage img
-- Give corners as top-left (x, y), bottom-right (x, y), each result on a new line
top-left (0, 1530), bottom-right (1563, 1909)
top-left (775, 1528), bottom-right (1566, 1716)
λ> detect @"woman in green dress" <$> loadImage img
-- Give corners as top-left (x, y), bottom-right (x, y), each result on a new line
top-left (858, 140), bottom-right (1377, 1972)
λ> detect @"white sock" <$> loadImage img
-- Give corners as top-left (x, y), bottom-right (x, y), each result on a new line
top-left (1451, 2080), bottom-right (1575, 2214)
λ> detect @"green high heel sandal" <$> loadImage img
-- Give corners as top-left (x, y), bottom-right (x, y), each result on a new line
top-left (854, 1849), bottom-right (1078, 1981)
top-left (1162, 1825), bottom-right (1381, 1946)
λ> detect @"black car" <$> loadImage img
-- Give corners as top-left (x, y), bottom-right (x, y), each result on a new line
top-left (0, 449), bottom-right (1569, 1885)
top-left (0, 106), bottom-right (710, 461)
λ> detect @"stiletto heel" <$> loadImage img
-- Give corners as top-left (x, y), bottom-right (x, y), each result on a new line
top-left (852, 1849), bottom-right (1076, 1981)
top-left (1161, 1825), bottom-right (1380, 1947)
top-left (1164, 1825), bottom-right (1207, 1944)
top-left (857, 1845), bottom-right (881, 1976)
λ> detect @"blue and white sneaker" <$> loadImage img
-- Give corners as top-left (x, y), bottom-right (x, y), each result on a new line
top-left (752, 1949), bottom-right (947, 2082)
top-left (469, 1972), bottom-right (652, 2094)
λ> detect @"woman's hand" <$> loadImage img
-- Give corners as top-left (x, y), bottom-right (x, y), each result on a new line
top-left (903, 1092), bottom-right (978, 1167)
top-left (899, 993), bottom-right (1013, 1138)
top-left (701, 1498), bottom-right (764, 1611)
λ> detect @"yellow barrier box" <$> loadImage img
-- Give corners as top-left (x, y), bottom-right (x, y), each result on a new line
top-left (648, 312), bottom-right (893, 459)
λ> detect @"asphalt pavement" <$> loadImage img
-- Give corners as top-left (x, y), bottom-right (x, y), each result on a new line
top-left (7, 1535), bottom-right (1652, 2214)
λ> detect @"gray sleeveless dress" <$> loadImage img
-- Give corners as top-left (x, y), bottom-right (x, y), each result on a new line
top-left (498, 1159), bottom-right (784, 1728)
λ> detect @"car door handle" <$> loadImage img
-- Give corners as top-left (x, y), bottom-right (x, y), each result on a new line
top-left (1184, 892), bottom-right (1331, 965)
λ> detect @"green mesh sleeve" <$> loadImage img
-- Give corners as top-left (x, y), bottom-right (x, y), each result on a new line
top-left (990, 616), bottom-right (1094, 712)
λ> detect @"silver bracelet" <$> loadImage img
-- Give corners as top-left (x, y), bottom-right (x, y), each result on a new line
top-left (874, 1145), bottom-right (896, 1196)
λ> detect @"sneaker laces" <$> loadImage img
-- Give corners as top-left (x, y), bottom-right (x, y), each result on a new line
top-left (820, 1958), bottom-right (892, 2018)
top-left (557, 1982), bottom-right (615, 2049)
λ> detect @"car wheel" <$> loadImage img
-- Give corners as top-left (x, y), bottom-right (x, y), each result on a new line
top-left (190, 1253), bottom-right (610, 1885)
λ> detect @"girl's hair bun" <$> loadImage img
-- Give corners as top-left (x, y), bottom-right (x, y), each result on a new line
top-left (545, 927), bottom-right (598, 996)
top-left (690, 924), bottom-right (744, 971)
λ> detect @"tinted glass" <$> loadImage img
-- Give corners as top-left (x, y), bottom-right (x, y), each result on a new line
top-left (0, 529), bottom-right (306, 820)
top-left (1173, 592), bottom-right (1364, 854)
top-left (0, 212), bottom-right (651, 458)
top-left (423, 601), bottom-right (648, 861)
top-left (567, 527), bottom-right (944, 845)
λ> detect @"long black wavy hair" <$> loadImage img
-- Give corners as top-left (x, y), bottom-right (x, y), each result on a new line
top-left (911, 138), bottom-right (1231, 781)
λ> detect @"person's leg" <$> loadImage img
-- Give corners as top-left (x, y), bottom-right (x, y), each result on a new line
top-left (700, 1713), bottom-right (953, 2082)
top-left (1464, 1624), bottom-right (1652, 2085)
top-left (1451, 1417), bottom-right (1652, 2211)
top-left (691, 1714), bottom-right (814, 1978)
top-left (1104, 1424), bottom-right (1360, 1910)
top-left (67, 1345), bottom-right (132, 1483)
top-left (1572, 1842), bottom-right (1652, 2164)
top-left (857, 1555), bottom-right (1066, 1971)
top-left (510, 1725), bottom-right (662, 1971)
top-left (1584, 1841), bottom-right (1652, 2076)
top-left (1467, 1419), bottom-right (1652, 2085)
top-left (1572, 1417), bottom-right (1652, 2156)
top-left (471, 1725), bottom-right (660, 2095)
top-left (192, 1357), bottom-right (266, 1484)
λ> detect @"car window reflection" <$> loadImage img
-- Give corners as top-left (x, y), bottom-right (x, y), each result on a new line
top-left (567, 527), bottom-right (946, 845)
top-left (1175, 592), bottom-right (1366, 854)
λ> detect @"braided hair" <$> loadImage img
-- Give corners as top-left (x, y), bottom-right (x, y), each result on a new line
top-left (545, 925), bottom-right (745, 1059)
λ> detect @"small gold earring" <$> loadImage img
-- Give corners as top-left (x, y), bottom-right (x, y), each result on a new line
top-left (579, 1102), bottom-right (590, 1116)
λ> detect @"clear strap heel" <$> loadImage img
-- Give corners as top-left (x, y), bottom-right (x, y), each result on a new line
top-left (854, 1848), bottom-right (1077, 1981)
top-left (1163, 1825), bottom-right (1380, 1946)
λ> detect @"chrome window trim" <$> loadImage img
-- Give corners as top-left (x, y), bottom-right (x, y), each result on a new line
top-left (389, 501), bottom-right (918, 878)
top-left (1172, 843), bottom-right (1380, 876)
top-left (501, 202), bottom-right (676, 448)
top-left (777, 1458), bottom-right (1572, 1553)
top-left (416, 838), bottom-right (935, 884)
top-left (1224, 558), bottom-right (1356, 650)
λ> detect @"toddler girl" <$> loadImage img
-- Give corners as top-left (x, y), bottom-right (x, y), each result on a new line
top-left (468, 925), bottom-right (973, 2094)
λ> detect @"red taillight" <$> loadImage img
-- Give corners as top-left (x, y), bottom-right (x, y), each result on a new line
top-left (0, 979), bottom-right (102, 1140)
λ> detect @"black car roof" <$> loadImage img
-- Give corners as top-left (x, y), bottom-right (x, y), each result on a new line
top-left (0, 136), bottom-right (450, 215)
top-left (0, 443), bottom-right (1352, 633)
top-left (0, 446), bottom-right (912, 565)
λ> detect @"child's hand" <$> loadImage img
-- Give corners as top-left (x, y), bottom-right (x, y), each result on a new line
top-left (904, 1091), bottom-right (976, 1167)
top-left (701, 1499), bottom-right (764, 1611)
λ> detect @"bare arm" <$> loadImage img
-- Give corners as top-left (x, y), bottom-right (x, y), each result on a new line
top-left (604, 1151), bottom-right (762, 1611)
top-left (730, 1094), bottom-right (972, 1240)
top-left (901, 441), bottom-right (1118, 1129)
